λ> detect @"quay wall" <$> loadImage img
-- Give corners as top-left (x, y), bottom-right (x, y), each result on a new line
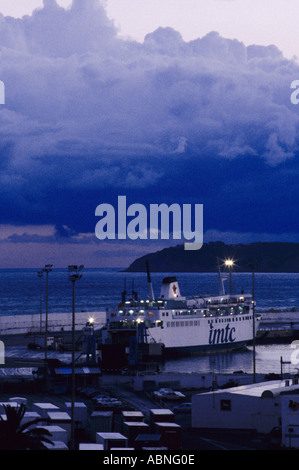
top-left (0, 311), bottom-right (106, 335)
top-left (259, 310), bottom-right (299, 323)
top-left (98, 371), bottom-right (266, 391)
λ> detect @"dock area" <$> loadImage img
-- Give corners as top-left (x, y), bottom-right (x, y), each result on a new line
top-left (256, 309), bottom-right (299, 342)
top-left (0, 368), bottom-right (296, 450)
top-left (1, 308), bottom-right (298, 339)
top-left (0, 311), bottom-right (106, 336)
top-left (0, 309), bottom-right (299, 451)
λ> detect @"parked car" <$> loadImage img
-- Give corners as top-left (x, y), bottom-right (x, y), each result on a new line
top-left (91, 394), bottom-right (112, 404)
top-left (173, 403), bottom-right (192, 414)
top-left (95, 398), bottom-right (123, 411)
top-left (94, 396), bottom-right (119, 405)
top-left (153, 388), bottom-right (185, 401)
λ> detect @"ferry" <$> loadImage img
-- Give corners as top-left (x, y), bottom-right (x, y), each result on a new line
top-left (102, 262), bottom-right (261, 357)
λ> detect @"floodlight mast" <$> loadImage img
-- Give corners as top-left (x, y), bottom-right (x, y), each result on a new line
top-left (224, 259), bottom-right (235, 295)
top-left (68, 264), bottom-right (84, 451)
top-left (37, 270), bottom-right (43, 333)
top-left (249, 260), bottom-right (258, 383)
top-left (42, 264), bottom-right (53, 361)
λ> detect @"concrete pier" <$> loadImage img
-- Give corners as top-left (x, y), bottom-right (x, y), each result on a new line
top-left (0, 311), bottom-right (106, 336)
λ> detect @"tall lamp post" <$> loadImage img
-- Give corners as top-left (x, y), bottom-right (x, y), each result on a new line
top-left (249, 260), bottom-right (258, 383)
top-left (68, 264), bottom-right (84, 451)
top-left (225, 259), bottom-right (235, 295)
top-left (37, 270), bottom-right (43, 333)
top-left (42, 264), bottom-right (53, 361)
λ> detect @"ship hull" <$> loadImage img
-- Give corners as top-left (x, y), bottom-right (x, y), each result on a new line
top-left (163, 340), bottom-right (248, 358)
top-left (145, 315), bottom-right (259, 357)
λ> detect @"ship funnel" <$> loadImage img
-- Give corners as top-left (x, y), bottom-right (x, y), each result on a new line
top-left (160, 277), bottom-right (185, 300)
top-left (146, 260), bottom-right (155, 301)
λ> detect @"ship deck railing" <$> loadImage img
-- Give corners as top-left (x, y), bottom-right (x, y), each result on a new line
top-left (107, 309), bottom-right (253, 325)
top-left (204, 296), bottom-right (251, 305)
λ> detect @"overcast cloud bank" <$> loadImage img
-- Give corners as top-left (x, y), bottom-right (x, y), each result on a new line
top-left (0, 0), bottom-right (298, 266)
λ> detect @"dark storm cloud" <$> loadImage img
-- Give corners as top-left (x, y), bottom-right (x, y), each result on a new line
top-left (0, 0), bottom-right (298, 236)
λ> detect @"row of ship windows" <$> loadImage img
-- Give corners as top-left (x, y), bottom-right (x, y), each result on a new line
top-left (113, 307), bottom-right (250, 318)
top-left (162, 309), bottom-right (248, 317)
top-left (166, 316), bottom-right (252, 327)
top-left (167, 320), bottom-right (200, 327)
top-left (210, 316), bottom-right (252, 323)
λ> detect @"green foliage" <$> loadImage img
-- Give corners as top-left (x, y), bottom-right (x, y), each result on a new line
top-left (0, 404), bottom-right (54, 450)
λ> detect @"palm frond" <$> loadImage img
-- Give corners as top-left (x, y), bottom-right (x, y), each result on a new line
top-left (0, 404), bottom-right (54, 450)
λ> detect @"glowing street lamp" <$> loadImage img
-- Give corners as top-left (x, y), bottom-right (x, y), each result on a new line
top-left (224, 259), bottom-right (234, 268)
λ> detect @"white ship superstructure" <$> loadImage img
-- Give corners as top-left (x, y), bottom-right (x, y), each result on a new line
top-left (103, 266), bottom-right (261, 356)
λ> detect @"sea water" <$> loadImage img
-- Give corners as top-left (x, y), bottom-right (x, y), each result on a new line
top-left (0, 269), bottom-right (298, 315)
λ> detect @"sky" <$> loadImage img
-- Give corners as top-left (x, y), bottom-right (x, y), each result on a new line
top-left (0, 0), bottom-right (298, 268)
top-left (0, 0), bottom-right (299, 60)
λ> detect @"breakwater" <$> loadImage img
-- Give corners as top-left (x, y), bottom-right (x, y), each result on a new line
top-left (0, 311), bottom-right (106, 336)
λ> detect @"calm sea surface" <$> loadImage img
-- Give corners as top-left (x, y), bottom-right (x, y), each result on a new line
top-left (0, 269), bottom-right (298, 375)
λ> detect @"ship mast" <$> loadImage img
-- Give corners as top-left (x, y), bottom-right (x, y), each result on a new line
top-left (146, 260), bottom-right (155, 301)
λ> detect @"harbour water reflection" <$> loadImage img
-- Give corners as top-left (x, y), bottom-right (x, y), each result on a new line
top-left (162, 343), bottom-right (298, 376)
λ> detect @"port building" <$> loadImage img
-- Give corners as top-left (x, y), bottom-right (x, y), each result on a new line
top-left (192, 378), bottom-right (299, 435)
